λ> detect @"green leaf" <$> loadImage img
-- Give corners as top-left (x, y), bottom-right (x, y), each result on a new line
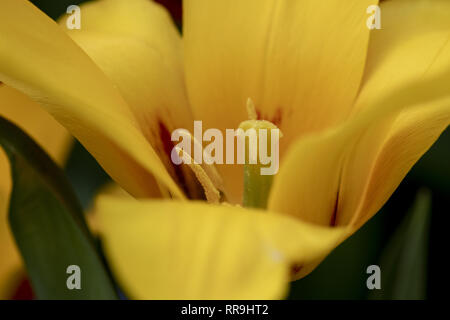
top-left (369, 189), bottom-right (432, 300)
top-left (0, 116), bottom-right (117, 299)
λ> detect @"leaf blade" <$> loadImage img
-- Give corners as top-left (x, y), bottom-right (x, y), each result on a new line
top-left (0, 116), bottom-right (117, 299)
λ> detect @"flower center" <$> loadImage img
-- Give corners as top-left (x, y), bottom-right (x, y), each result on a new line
top-left (170, 98), bottom-right (282, 208)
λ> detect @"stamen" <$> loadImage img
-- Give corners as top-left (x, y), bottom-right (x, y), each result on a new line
top-left (246, 98), bottom-right (258, 121)
top-left (175, 147), bottom-right (221, 204)
top-left (178, 130), bottom-right (225, 193)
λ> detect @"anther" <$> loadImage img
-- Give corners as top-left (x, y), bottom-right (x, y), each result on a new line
top-left (177, 130), bottom-right (225, 193)
top-left (175, 147), bottom-right (221, 204)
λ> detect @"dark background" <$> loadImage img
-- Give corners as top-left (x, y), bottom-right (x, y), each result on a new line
top-left (30, 0), bottom-right (449, 299)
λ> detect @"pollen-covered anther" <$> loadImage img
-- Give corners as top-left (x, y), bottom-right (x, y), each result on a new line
top-left (177, 130), bottom-right (225, 193)
top-left (175, 147), bottom-right (221, 204)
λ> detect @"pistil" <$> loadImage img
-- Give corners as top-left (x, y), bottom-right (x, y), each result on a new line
top-left (239, 99), bottom-right (282, 209)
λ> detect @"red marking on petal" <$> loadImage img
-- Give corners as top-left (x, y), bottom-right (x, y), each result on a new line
top-left (11, 277), bottom-right (34, 300)
top-left (270, 108), bottom-right (282, 127)
top-left (254, 108), bottom-right (283, 127)
top-left (291, 264), bottom-right (303, 277)
top-left (329, 190), bottom-right (339, 227)
top-left (255, 109), bottom-right (262, 120)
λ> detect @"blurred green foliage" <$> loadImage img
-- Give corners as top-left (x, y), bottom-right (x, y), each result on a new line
top-left (369, 189), bottom-right (431, 300)
top-left (30, 0), bottom-right (86, 20)
top-left (0, 117), bottom-right (117, 299)
top-left (65, 141), bottom-right (110, 209)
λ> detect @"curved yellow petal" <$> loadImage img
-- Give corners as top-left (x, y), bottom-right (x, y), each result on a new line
top-left (60, 0), bottom-right (194, 190)
top-left (269, 66), bottom-right (450, 227)
top-left (0, 0), bottom-right (183, 199)
top-left (86, 183), bottom-right (132, 235)
top-left (0, 84), bottom-right (71, 299)
top-left (350, 104), bottom-right (449, 231)
top-left (184, 0), bottom-right (378, 201)
top-left (336, 0), bottom-right (450, 227)
top-left (0, 85), bottom-right (71, 173)
top-left (96, 197), bottom-right (346, 299)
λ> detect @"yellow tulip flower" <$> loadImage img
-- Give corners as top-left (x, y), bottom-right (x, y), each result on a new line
top-left (0, 84), bottom-right (71, 298)
top-left (0, 0), bottom-right (449, 299)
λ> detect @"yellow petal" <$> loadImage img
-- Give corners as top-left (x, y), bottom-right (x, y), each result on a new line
top-left (86, 183), bottom-right (132, 235)
top-left (0, 0), bottom-right (183, 199)
top-left (0, 84), bottom-right (71, 299)
top-left (96, 197), bottom-right (346, 299)
top-left (350, 104), bottom-right (449, 231)
top-left (60, 0), bottom-right (194, 190)
top-left (269, 66), bottom-right (450, 227)
top-left (337, 0), bottom-right (450, 227)
top-left (184, 0), bottom-right (378, 201)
